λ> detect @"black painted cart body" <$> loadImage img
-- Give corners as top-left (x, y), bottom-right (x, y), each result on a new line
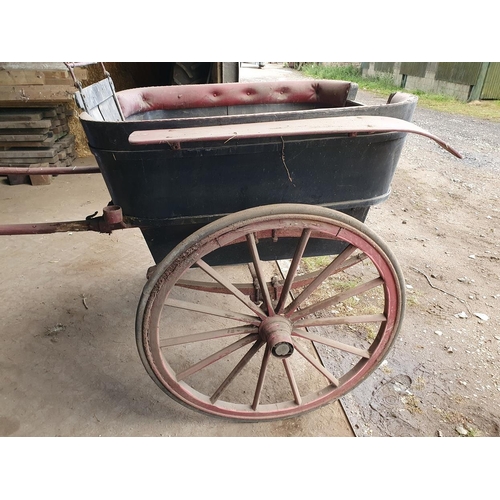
top-left (0, 74), bottom-right (461, 421)
top-left (80, 79), bottom-right (457, 265)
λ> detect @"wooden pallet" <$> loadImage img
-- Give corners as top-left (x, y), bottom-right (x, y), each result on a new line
top-left (0, 105), bottom-right (76, 185)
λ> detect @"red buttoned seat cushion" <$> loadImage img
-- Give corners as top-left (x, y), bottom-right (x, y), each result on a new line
top-left (116, 80), bottom-right (352, 118)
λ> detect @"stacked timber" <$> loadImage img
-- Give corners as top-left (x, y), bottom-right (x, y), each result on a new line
top-left (0, 106), bottom-right (76, 185)
top-left (0, 63), bottom-right (86, 106)
top-left (0, 64), bottom-right (85, 185)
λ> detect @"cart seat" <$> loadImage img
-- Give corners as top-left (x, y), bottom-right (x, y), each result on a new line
top-left (116, 80), bottom-right (354, 119)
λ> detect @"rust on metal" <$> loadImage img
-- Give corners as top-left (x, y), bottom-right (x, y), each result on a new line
top-left (258, 316), bottom-right (294, 358)
top-left (0, 205), bottom-right (129, 236)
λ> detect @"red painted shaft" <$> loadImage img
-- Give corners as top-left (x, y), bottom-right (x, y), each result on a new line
top-left (0, 166), bottom-right (100, 175)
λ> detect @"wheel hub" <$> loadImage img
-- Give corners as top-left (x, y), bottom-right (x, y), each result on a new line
top-left (259, 316), bottom-right (294, 358)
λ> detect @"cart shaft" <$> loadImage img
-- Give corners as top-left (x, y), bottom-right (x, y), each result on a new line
top-left (0, 205), bottom-right (128, 235)
top-left (0, 165), bottom-right (100, 176)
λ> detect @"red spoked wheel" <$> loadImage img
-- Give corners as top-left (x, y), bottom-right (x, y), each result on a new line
top-left (136, 204), bottom-right (405, 421)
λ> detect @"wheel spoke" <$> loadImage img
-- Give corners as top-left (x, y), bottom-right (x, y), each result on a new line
top-left (290, 277), bottom-right (384, 322)
top-left (176, 278), bottom-right (256, 297)
top-left (252, 345), bottom-right (272, 410)
top-left (160, 325), bottom-right (258, 348)
top-left (293, 341), bottom-right (339, 386)
top-left (285, 244), bottom-right (357, 315)
top-left (210, 339), bottom-right (265, 403)
top-left (275, 228), bottom-right (311, 314)
top-left (293, 328), bottom-right (371, 358)
top-left (196, 259), bottom-right (267, 319)
top-left (246, 233), bottom-right (275, 315)
top-left (283, 358), bottom-right (302, 405)
top-left (166, 298), bottom-right (261, 326)
top-left (294, 313), bottom-right (386, 328)
top-left (139, 206), bottom-right (405, 420)
top-left (176, 333), bottom-right (259, 381)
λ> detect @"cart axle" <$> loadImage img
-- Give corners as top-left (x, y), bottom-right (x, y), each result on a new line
top-left (259, 316), bottom-right (294, 358)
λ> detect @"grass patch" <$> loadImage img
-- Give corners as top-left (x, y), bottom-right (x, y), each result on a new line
top-left (406, 292), bottom-right (420, 307)
top-left (302, 255), bottom-right (333, 272)
top-left (299, 255), bottom-right (384, 342)
top-left (302, 63), bottom-right (399, 94)
top-left (402, 394), bottom-right (423, 414)
top-left (300, 63), bottom-right (500, 122)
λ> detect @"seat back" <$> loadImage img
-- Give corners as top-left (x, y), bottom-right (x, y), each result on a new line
top-left (116, 80), bottom-right (354, 119)
top-left (66, 63), bottom-right (124, 121)
top-left (74, 77), bottom-right (124, 121)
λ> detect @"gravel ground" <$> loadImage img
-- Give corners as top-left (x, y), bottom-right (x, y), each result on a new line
top-left (242, 64), bottom-right (500, 436)
top-left (347, 92), bottom-right (500, 436)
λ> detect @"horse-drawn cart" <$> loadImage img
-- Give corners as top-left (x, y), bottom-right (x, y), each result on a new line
top-left (0, 63), bottom-right (460, 420)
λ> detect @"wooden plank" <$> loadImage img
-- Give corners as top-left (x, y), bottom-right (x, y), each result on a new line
top-left (0, 109), bottom-right (45, 121)
top-left (128, 115), bottom-right (463, 158)
top-left (29, 174), bottom-right (51, 185)
top-left (28, 162), bottom-right (51, 185)
top-left (51, 131), bottom-right (68, 142)
top-left (42, 68), bottom-right (87, 79)
top-left (74, 78), bottom-right (114, 111)
top-left (0, 146), bottom-right (60, 159)
top-left (0, 137), bottom-right (56, 148)
top-left (43, 70), bottom-right (85, 86)
top-left (44, 77), bottom-right (77, 85)
top-left (7, 173), bottom-right (29, 185)
top-left (58, 136), bottom-right (76, 159)
top-left (2, 161), bottom-right (52, 185)
top-left (0, 154), bottom-right (63, 165)
top-left (0, 85), bottom-right (75, 104)
top-left (42, 108), bottom-right (58, 118)
top-left (0, 119), bottom-right (52, 129)
top-left (57, 133), bottom-right (75, 147)
top-left (0, 120), bottom-right (69, 137)
top-left (0, 107), bottom-right (66, 120)
top-left (0, 102), bottom-right (71, 108)
top-left (0, 70), bottom-right (45, 86)
top-left (98, 97), bottom-right (123, 121)
top-left (0, 157), bottom-right (57, 164)
top-left (0, 132), bottom-right (52, 142)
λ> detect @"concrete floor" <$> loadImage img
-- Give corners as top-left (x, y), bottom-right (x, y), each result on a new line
top-left (0, 158), bottom-right (355, 436)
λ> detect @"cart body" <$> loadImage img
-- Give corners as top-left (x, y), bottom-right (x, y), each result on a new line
top-left (79, 80), bottom-right (418, 264)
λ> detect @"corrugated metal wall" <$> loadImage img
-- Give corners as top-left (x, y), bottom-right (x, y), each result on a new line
top-left (374, 62), bottom-right (394, 73)
top-left (482, 62), bottom-right (500, 99)
top-left (400, 62), bottom-right (427, 78)
top-left (435, 62), bottom-right (482, 85)
top-left (362, 62), bottom-right (500, 100)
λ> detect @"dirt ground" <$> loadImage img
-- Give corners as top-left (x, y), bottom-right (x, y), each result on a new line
top-left (240, 64), bottom-right (500, 436)
top-left (0, 168), bottom-right (357, 437)
top-left (1, 64), bottom-right (498, 438)
top-left (344, 94), bottom-right (500, 437)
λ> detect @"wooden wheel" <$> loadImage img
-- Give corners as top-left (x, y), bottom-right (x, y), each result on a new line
top-left (136, 204), bottom-right (405, 421)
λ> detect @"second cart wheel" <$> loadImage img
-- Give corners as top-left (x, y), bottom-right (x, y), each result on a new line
top-left (136, 204), bottom-right (405, 421)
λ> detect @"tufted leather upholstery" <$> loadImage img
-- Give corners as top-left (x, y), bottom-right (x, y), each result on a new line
top-left (116, 80), bottom-right (352, 118)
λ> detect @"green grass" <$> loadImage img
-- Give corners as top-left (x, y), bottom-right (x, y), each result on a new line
top-left (300, 63), bottom-right (500, 122)
top-left (302, 63), bottom-right (399, 93)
